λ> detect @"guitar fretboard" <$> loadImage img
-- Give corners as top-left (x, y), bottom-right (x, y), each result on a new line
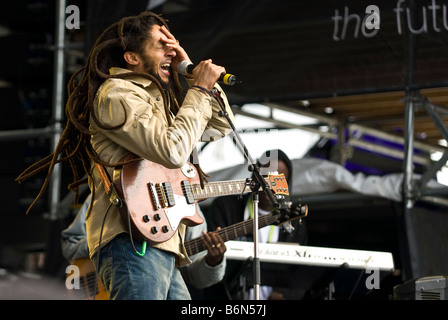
top-left (191, 179), bottom-right (248, 199)
top-left (184, 212), bottom-right (279, 256)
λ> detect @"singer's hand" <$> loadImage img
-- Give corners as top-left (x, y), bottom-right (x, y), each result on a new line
top-left (160, 25), bottom-right (191, 73)
top-left (160, 25), bottom-right (226, 90)
top-left (192, 59), bottom-right (226, 91)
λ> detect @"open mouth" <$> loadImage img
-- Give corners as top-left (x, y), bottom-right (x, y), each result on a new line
top-left (161, 63), bottom-right (171, 77)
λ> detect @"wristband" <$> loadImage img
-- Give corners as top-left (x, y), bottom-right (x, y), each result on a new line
top-left (191, 85), bottom-right (211, 97)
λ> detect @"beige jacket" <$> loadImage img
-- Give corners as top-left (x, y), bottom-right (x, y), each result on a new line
top-left (86, 67), bottom-right (234, 266)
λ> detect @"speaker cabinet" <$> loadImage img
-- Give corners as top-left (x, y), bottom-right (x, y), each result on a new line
top-left (393, 275), bottom-right (448, 300)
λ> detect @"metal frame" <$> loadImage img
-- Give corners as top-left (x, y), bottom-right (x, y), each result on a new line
top-left (0, 0), bottom-right (66, 221)
top-left (236, 102), bottom-right (448, 205)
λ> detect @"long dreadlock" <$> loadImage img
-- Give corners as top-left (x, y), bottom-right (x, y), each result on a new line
top-left (16, 11), bottom-right (202, 215)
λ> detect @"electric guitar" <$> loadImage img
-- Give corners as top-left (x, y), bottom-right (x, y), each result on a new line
top-left (67, 258), bottom-right (108, 300)
top-left (67, 201), bottom-right (307, 300)
top-left (115, 158), bottom-right (289, 244)
top-left (184, 201), bottom-right (308, 256)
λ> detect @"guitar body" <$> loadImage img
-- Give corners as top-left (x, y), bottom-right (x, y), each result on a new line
top-left (116, 159), bottom-right (204, 244)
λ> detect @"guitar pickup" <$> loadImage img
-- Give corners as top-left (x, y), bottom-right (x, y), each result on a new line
top-left (158, 182), bottom-right (175, 207)
top-left (181, 180), bottom-right (195, 204)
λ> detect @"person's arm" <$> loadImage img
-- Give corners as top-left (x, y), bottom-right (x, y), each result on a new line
top-left (180, 206), bottom-right (227, 289)
top-left (160, 25), bottom-right (235, 143)
top-left (61, 195), bottom-right (91, 262)
top-left (93, 27), bottom-right (234, 169)
top-left (181, 229), bottom-right (227, 289)
top-left (94, 81), bottom-right (215, 168)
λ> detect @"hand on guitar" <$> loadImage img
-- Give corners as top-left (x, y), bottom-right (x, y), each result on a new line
top-left (201, 228), bottom-right (226, 267)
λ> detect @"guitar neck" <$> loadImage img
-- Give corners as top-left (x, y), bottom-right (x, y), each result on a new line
top-left (189, 173), bottom-right (288, 201)
top-left (191, 179), bottom-right (250, 200)
top-left (184, 212), bottom-right (279, 256)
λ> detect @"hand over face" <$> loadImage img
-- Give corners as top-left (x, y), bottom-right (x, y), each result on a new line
top-left (159, 25), bottom-right (191, 73)
top-left (160, 25), bottom-right (225, 91)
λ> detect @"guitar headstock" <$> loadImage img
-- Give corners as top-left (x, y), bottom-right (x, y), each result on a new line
top-left (272, 200), bottom-right (309, 226)
top-left (267, 173), bottom-right (289, 195)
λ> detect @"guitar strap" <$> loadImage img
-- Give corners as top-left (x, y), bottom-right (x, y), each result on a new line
top-left (94, 156), bottom-right (147, 256)
top-left (94, 161), bottom-right (123, 208)
top-left (190, 147), bottom-right (209, 189)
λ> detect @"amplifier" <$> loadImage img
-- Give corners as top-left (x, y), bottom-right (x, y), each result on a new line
top-left (393, 275), bottom-right (448, 300)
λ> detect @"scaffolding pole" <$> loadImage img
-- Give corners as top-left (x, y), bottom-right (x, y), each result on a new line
top-left (400, 0), bottom-right (420, 281)
top-left (48, 0), bottom-right (66, 221)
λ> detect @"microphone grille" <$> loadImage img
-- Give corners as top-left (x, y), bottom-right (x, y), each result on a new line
top-left (178, 60), bottom-right (190, 75)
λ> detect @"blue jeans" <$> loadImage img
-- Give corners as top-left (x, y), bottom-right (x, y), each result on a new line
top-left (93, 233), bottom-right (191, 300)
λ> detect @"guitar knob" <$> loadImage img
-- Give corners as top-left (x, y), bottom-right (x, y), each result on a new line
top-left (151, 226), bottom-right (159, 234)
top-left (143, 215), bottom-right (150, 223)
top-left (154, 214), bottom-right (161, 221)
top-left (162, 226), bottom-right (170, 233)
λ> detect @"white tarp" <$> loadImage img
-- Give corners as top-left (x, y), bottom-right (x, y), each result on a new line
top-left (204, 157), bottom-right (446, 203)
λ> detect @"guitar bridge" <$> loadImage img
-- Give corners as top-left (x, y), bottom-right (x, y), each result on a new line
top-left (148, 181), bottom-right (161, 210)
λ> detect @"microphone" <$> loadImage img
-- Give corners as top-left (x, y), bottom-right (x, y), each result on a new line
top-left (178, 60), bottom-right (239, 85)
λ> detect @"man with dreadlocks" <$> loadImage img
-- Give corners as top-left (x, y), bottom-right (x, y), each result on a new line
top-left (17, 12), bottom-right (232, 299)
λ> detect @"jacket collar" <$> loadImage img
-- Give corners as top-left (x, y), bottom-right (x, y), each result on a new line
top-left (109, 67), bottom-right (153, 88)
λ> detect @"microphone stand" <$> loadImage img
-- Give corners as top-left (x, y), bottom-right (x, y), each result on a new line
top-left (211, 88), bottom-right (279, 300)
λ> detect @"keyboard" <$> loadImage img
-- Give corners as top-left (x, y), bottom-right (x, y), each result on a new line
top-left (225, 240), bottom-right (395, 271)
